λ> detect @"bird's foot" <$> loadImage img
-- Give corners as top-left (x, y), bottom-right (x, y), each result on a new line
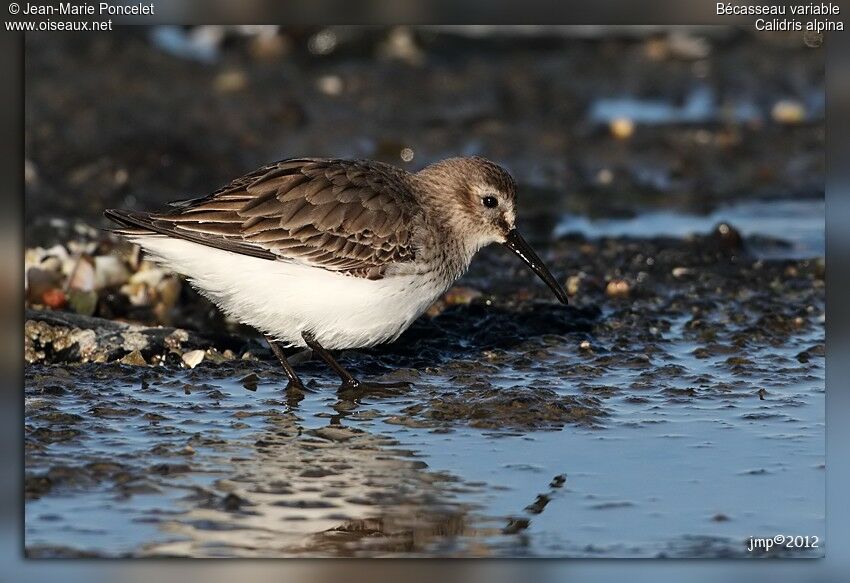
top-left (337, 378), bottom-right (411, 399)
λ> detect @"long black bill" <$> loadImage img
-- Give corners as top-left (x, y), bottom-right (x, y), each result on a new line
top-left (503, 229), bottom-right (569, 305)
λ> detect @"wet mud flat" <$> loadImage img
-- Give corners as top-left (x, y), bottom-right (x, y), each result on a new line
top-left (25, 224), bottom-right (824, 557)
top-left (24, 27), bottom-right (824, 558)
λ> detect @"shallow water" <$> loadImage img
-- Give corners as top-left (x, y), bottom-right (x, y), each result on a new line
top-left (555, 199), bottom-right (825, 260)
top-left (588, 85), bottom-right (824, 125)
top-left (25, 305), bottom-right (824, 557)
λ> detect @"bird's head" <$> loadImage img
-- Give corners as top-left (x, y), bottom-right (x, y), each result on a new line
top-left (416, 156), bottom-right (568, 304)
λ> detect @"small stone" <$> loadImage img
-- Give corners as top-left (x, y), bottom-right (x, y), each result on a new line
top-left (713, 222), bottom-right (744, 251)
top-left (67, 255), bottom-right (96, 292)
top-left (222, 492), bottom-right (245, 512)
top-left (711, 513), bottom-right (731, 522)
top-left (94, 255), bottom-right (130, 289)
top-left (596, 168), bottom-right (614, 186)
top-left (672, 267), bottom-right (692, 278)
top-left (203, 348), bottom-right (228, 364)
top-left (119, 350), bottom-right (147, 366)
top-left (377, 26), bottom-right (424, 65)
top-left (182, 350), bottom-right (205, 369)
top-left (524, 494), bottom-right (551, 514)
top-left (121, 282), bottom-right (153, 307)
top-left (114, 168), bottom-right (129, 186)
top-left (609, 117), bottom-right (634, 140)
top-left (240, 373), bottom-right (259, 391)
top-left (164, 329), bottom-right (189, 350)
top-left (129, 265), bottom-right (167, 287)
top-left (606, 279), bottom-right (631, 298)
top-left (41, 288), bottom-right (67, 310)
top-left (443, 286), bottom-right (483, 306)
top-left (503, 517), bottom-right (530, 535)
top-left (66, 289), bottom-right (98, 317)
top-left (214, 69), bottom-right (247, 93)
top-left (667, 30), bottom-right (711, 60)
top-left (771, 99), bottom-right (805, 124)
top-left (566, 275), bottom-right (582, 296)
top-left (249, 31), bottom-right (288, 60)
top-left (316, 75), bottom-right (343, 96)
top-left (308, 426), bottom-right (361, 442)
top-left (425, 300), bottom-right (446, 318)
top-left (579, 340), bottom-right (592, 351)
top-left (26, 267), bottom-right (62, 303)
top-left (308, 29), bottom-right (337, 55)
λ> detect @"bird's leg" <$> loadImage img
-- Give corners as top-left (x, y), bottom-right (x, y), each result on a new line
top-left (300, 331), bottom-right (410, 397)
top-left (265, 335), bottom-right (307, 401)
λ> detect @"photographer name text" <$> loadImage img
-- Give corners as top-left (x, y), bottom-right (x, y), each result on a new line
top-left (18, 2), bottom-right (154, 16)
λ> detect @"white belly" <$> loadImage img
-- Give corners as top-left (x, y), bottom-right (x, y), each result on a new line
top-left (131, 236), bottom-right (448, 349)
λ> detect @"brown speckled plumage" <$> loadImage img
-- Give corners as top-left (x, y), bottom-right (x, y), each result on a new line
top-left (106, 156), bottom-right (517, 281)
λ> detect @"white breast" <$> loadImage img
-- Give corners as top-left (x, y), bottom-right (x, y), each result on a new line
top-left (130, 236), bottom-right (451, 349)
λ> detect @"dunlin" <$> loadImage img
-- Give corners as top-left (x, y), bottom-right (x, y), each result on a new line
top-left (106, 157), bottom-right (568, 395)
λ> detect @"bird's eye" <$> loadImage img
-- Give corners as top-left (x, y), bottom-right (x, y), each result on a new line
top-left (482, 195), bottom-right (498, 208)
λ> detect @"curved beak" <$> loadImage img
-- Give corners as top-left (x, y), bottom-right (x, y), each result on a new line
top-left (503, 229), bottom-right (569, 304)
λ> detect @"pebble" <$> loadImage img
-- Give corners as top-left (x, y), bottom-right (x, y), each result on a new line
top-left (249, 32), bottom-right (288, 61)
top-left (41, 288), bottom-right (67, 310)
top-left (67, 255), bottom-right (96, 292)
top-left (378, 26), bottom-right (424, 65)
top-left (94, 255), bottom-right (130, 289)
top-left (316, 75), bottom-right (343, 96)
top-left (119, 350), bottom-right (147, 366)
top-left (308, 426), bottom-right (361, 442)
top-left (444, 286), bottom-right (483, 305)
top-left (713, 222), bottom-right (744, 251)
top-left (26, 267), bottom-right (62, 303)
top-left (214, 70), bottom-right (247, 93)
top-left (606, 279), bottom-right (631, 298)
top-left (566, 274), bottom-right (583, 296)
top-left (550, 474), bottom-right (567, 488)
top-left (771, 99), bottom-right (806, 125)
top-left (129, 265), bottom-right (167, 287)
top-left (609, 117), bottom-right (635, 140)
top-left (182, 350), bottom-right (205, 369)
top-left (66, 289), bottom-right (98, 316)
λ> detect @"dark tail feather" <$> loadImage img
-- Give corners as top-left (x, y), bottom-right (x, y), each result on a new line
top-left (104, 208), bottom-right (277, 259)
top-left (104, 209), bottom-right (162, 235)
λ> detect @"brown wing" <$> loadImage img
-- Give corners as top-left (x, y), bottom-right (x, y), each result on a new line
top-left (110, 159), bottom-right (418, 279)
